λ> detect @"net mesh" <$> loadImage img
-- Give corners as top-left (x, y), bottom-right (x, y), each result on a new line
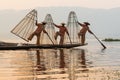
top-left (11, 9), bottom-right (37, 42)
top-left (65, 11), bottom-right (80, 44)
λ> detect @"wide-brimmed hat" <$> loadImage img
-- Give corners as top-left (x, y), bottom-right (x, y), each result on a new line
top-left (84, 22), bottom-right (90, 25)
top-left (42, 21), bottom-right (47, 25)
top-left (61, 23), bottom-right (65, 25)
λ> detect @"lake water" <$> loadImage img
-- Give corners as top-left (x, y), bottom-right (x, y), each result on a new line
top-left (0, 40), bottom-right (120, 80)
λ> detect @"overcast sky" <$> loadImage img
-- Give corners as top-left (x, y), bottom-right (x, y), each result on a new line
top-left (0, 0), bottom-right (120, 10)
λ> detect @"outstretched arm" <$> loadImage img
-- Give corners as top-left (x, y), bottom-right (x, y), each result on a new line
top-left (43, 29), bottom-right (48, 34)
top-left (88, 28), bottom-right (93, 34)
top-left (53, 23), bottom-right (60, 28)
top-left (77, 21), bottom-right (84, 27)
top-left (65, 28), bottom-right (69, 36)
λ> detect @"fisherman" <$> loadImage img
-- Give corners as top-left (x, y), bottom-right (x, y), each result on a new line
top-left (28, 20), bottom-right (48, 45)
top-left (77, 21), bottom-right (93, 44)
top-left (53, 23), bottom-right (69, 45)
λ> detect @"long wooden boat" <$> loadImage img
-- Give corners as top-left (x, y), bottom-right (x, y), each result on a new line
top-left (0, 43), bottom-right (87, 50)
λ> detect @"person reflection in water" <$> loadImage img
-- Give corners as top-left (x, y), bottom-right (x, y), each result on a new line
top-left (59, 49), bottom-right (66, 73)
top-left (36, 50), bottom-right (46, 71)
top-left (78, 49), bottom-right (89, 72)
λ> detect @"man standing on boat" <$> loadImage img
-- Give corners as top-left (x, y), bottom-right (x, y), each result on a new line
top-left (77, 21), bottom-right (93, 44)
top-left (53, 23), bottom-right (70, 45)
top-left (28, 20), bottom-right (48, 45)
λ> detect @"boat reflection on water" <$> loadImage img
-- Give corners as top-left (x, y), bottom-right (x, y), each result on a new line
top-left (1, 48), bottom-right (120, 80)
top-left (34, 48), bottom-right (89, 80)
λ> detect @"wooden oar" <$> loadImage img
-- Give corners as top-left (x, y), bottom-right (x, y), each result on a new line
top-left (92, 33), bottom-right (106, 49)
top-left (68, 35), bottom-right (72, 44)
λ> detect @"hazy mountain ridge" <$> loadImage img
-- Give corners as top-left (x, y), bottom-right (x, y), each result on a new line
top-left (0, 7), bottom-right (120, 40)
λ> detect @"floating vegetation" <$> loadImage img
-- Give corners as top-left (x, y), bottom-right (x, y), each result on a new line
top-left (102, 38), bottom-right (120, 42)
